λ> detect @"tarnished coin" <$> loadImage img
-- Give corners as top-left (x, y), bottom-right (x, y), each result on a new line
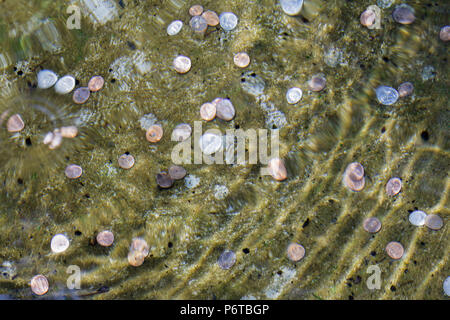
top-left (424, 214), bottom-right (443, 230)
top-left (146, 124), bottom-right (163, 143)
top-left (363, 217), bottom-right (382, 233)
top-left (386, 241), bottom-right (404, 260)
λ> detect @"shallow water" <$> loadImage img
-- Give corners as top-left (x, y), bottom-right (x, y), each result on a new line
top-left (0, 0), bottom-right (448, 299)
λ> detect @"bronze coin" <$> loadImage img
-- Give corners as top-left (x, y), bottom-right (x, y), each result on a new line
top-left (363, 217), bottom-right (382, 233)
top-left (146, 124), bottom-right (163, 143)
top-left (287, 243), bottom-right (305, 262)
top-left (386, 241), bottom-right (404, 260)
top-left (168, 165), bottom-right (186, 180)
top-left (156, 171), bottom-right (174, 188)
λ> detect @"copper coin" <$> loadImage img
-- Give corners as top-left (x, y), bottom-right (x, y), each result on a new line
top-left (202, 10), bottom-right (220, 26)
top-left (440, 26), bottom-right (450, 42)
top-left (398, 82), bottom-right (414, 98)
top-left (344, 174), bottom-right (365, 192)
top-left (386, 177), bottom-right (402, 196)
top-left (60, 126), bottom-right (78, 138)
top-left (97, 230), bottom-right (114, 247)
top-left (65, 164), bottom-right (83, 179)
top-left (200, 102), bottom-right (216, 121)
top-left (173, 55), bottom-right (191, 74)
top-left (363, 217), bottom-right (382, 233)
top-left (287, 243), bottom-right (305, 262)
top-left (30, 275), bottom-right (49, 296)
top-left (146, 124), bottom-right (163, 143)
top-left (268, 157), bottom-right (288, 181)
top-left (308, 74), bottom-right (326, 92)
top-left (168, 165), bottom-right (186, 180)
top-left (118, 154), bottom-right (135, 169)
top-left (189, 4), bottom-right (203, 16)
top-left (73, 87), bottom-right (90, 104)
top-left (392, 5), bottom-right (415, 25)
top-left (6, 114), bottom-right (25, 133)
top-left (386, 241), bottom-right (404, 260)
top-left (88, 75), bottom-right (105, 92)
top-left (128, 238), bottom-right (149, 267)
top-left (360, 9), bottom-right (376, 27)
top-left (156, 171), bottom-right (174, 188)
top-left (346, 162), bottom-right (364, 180)
top-left (233, 52), bottom-right (251, 68)
top-left (424, 214), bottom-right (443, 230)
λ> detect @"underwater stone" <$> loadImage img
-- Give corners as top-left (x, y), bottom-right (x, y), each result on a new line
top-left (375, 86), bottom-right (399, 105)
top-left (280, 0), bottom-right (303, 16)
top-left (219, 12), bottom-right (238, 31)
top-left (214, 185), bottom-right (229, 200)
top-left (37, 69), bottom-right (58, 89)
top-left (240, 71), bottom-right (265, 97)
top-left (54, 75), bottom-right (75, 94)
top-left (167, 20), bottom-right (183, 36)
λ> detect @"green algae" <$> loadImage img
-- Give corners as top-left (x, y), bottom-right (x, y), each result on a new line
top-left (0, 0), bottom-right (448, 300)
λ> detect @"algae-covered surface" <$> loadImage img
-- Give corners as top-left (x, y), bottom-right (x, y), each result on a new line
top-left (0, 0), bottom-right (448, 299)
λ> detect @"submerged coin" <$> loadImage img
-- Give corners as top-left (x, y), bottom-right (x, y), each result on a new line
top-left (267, 157), bottom-right (288, 181)
top-left (49, 130), bottom-right (63, 149)
top-left (360, 9), bottom-right (376, 27)
top-left (363, 217), bottom-right (382, 233)
top-left (444, 276), bottom-right (450, 296)
top-left (156, 172), bottom-right (174, 188)
top-left (202, 10), bottom-right (220, 26)
top-left (385, 241), bottom-right (404, 260)
top-left (88, 75), bottom-right (105, 92)
top-left (171, 123), bottom-right (192, 142)
top-left (65, 164), bottom-right (83, 179)
top-left (128, 238), bottom-right (149, 267)
top-left (386, 177), bottom-right (402, 196)
top-left (168, 165), bottom-right (187, 180)
top-left (233, 52), bottom-right (250, 68)
top-left (97, 230), bottom-right (114, 247)
top-left (424, 214), bottom-right (443, 230)
top-left (167, 20), bottom-right (183, 36)
top-left (398, 82), bottom-right (414, 98)
top-left (409, 210), bottom-right (427, 226)
top-left (216, 98), bottom-right (235, 121)
top-left (37, 69), bottom-right (58, 89)
top-left (375, 86), bottom-right (399, 105)
top-left (55, 75), bottom-right (76, 94)
top-left (73, 87), bottom-right (90, 104)
top-left (30, 275), bottom-right (49, 296)
top-left (51, 234), bottom-right (70, 253)
top-left (280, 0), bottom-right (304, 16)
top-left (189, 4), bottom-right (203, 16)
top-left (173, 55), bottom-right (191, 74)
top-left (286, 87), bottom-right (303, 104)
top-left (6, 114), bottom-right (24, 133)
top-left (392, 5), bottom-right (415, 25)
top-left (199, 132), bottom-right (223, 155)
top-left (200, 102), bottom-right (216, 121)
top-left (218, 250), bottom-right (236, 270)
top-left (287, 243), bottom-right (305, 262)
top-left (440, 26), bottom-right (450, 42)
top-left (308, 74), bottom-right (326, 92)
top-left (189, 15), bottom-right (208, 33)
top-left (60, 126), bottom-right (78, 138)
top-left (118, 154), bottom-right (135, 169)
top-left (146, 124), bottom-right (163, 143)
top-left (219, 12), bottom-right (238, 31)
top-left (343, 162), bottom-right (365, 192)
